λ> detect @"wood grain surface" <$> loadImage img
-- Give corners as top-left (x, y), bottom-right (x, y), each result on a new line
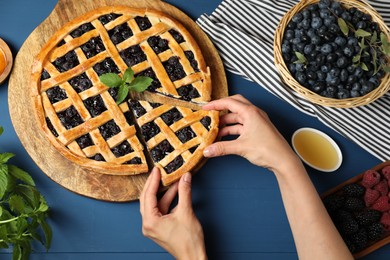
top-left (8, 0), bottom-right (228, 202)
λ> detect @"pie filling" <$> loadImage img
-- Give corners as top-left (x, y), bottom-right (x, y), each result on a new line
top-left (33, 6), bottom-right (216, 183)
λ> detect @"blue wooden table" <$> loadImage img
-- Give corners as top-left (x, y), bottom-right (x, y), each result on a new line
top-left (0, 0), bottom-right (388, 259)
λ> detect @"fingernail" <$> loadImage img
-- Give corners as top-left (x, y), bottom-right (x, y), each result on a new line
top-left (203, 146), bottom-right (214, 157)
top-left (183, 172), bottom-right (192, 184)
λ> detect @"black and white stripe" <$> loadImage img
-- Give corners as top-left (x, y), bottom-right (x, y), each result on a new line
top-left (197, 0), bottom-right (390, 161)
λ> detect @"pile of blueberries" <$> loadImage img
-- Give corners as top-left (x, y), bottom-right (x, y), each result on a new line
top-left (281, 0), bottom-right (387, 99)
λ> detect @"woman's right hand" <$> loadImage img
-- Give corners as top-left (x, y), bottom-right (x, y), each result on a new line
top-left (202, 95), bottom-right (300, 173)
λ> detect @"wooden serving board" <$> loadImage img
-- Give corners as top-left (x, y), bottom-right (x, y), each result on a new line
top-left (8, 0), bottom-right (228, 202)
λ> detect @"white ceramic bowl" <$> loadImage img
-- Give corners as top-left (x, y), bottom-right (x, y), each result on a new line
top-left (292, 127), bottom-right (342, 172)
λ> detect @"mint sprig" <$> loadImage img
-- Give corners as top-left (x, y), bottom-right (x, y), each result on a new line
top-left (0, 126), bottom-right (52, 260)
top-left (99, 68), bottom-right (153, 104)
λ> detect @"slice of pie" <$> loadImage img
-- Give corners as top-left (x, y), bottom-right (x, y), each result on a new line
top-left (31, 6), bottom-right (218, 186)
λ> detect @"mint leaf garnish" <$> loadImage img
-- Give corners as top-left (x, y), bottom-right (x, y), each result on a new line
top-left (130, 76), bottom-right (153, 92)
top-left (99, 73), bottom-right (122, 88)
top-left (99, 67), bottom-right (152, 104)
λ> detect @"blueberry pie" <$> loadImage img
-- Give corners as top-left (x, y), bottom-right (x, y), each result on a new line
top-left (31, 6), bottom-right (218, 186)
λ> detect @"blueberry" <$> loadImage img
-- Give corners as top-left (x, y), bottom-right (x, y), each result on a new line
top-left (321, 43), bottom-right (333, 54)
top-left (352, 83), bottom-right (361, 91)
top-left (343, 46), bottom-right (354, 57)
top-left (317, 71), bottom-right (326, 80)
top-left (335, 36), bottom-right (347, 46)
top-left (318, 0), bottom-right (331, 9)
top-left (317, 26), bottom-right (327, 37)
top-left (340, 69), bottom-right (349, 82)
top-left (351, 90), bottom-right (360, 98)
top-left (319, 9), bottom-right (331, 18)
top-left (303, 44), bottom-right (314, 55)
top-left (324, 16), bottom-right (336, 27)
top-left (354, 67), bottom-right (364, 77)
top-left (285, 29), bottom-right (295, 40)
top-left (321, 64), bottom-right (331, 73)
top-left (369, 77), bottom-right (380, 87)
top-left (301, 19), bottom-right (311, 30)
top-left (329, 68), bottom-right (340, 77)
top-left (302, 9), bottom-right (311, 19)
top-left (328, 23), bottom-right (340, 34)
top-left (337, 89), bottom-right (350, 99)
top-left (356, 21), bottom-right (367, 29)
top-left (312, 82), bottom-right (325, 93)
top-left (307, 70), bottom-right (317, 80)
top-left (311, 35), bottom-right (321, 45)
top-left (347, 75), bottom-right (358, 84)
top-left (292, 13), bottom-right (303, 23)
top-left (337, 56), bottom-right (349, 68)
top-left (326, 53), bottom-right (337, 63)
top-left (341, 12), bottom-right (352, 22)
top-left (311, 17), bottom-right (323, 29)
top-left (295, 63), bottom-right (305, 72)
top-left (296, 72), bottom-right (307, 84)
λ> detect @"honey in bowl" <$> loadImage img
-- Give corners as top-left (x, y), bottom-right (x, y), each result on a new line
top-left (292, 128), bottom-right (342, 172)
top-left (0, 49), bottom-right (6, 75)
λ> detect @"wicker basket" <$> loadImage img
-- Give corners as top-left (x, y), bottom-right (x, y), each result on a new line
top-left (274, 0), bottom-right (390, 108)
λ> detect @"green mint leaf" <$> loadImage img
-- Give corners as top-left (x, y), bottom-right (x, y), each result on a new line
top-left (37, 196), bottom-right (49, 213)
top-left (99, 73), bottom-right (122, 88)
top-left (380, 32), bottom-right (389, 47)
top-left (338, 18), bottom-right (349, 36)
top-left (294, 52), bottom-right (307, 63)
top-left (0, 206), bottom-right (2, 217)
top-left (123, 67), bottom-right (134, 83)
top-left (372, 49), bottom-right (378, 75)
top-left (370, 31), bottom-right (378, 44)
top-left (0, 166), bottom-right (9, 199)
top-left (116, 84), bottom-right (129, 105)
top-left (0, 152), bottom-right (15, 164)
top-left (0, 126), bottom-right (3, 136)
top-left (355, 29), bottom-right (371, 38)
top-left (352, 55), bottom-right (360, 63)
top-left (8, 165), bottom-right (35, 186)
top-left (361, 62), bottom-right (369, 71)
top-left (0, 240), bottom-right (8, 249)
top-left (16, 218), bottom-right (28, 236)
top-left (129, 76), bottom-right (153, 92)
top-left (12, 244), bottom-right (21, 260)
top-left (38, 216), bottom-right (52, 251)
top-left (9, 195), bottom-right (25, 215)
top-left (15, 185), bottom-right (40, 209)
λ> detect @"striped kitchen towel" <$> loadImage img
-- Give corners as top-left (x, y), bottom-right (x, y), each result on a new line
top-left (197, 0), bottom-right (390, 161)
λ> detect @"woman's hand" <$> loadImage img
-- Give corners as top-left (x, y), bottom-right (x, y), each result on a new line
top-left (139, 167), bottom-right (207, 260)
top-left (203, 95), bottom-right (299, 173)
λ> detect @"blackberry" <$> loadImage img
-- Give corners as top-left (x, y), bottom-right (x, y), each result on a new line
top-left (355, 210), bottom-right (382, 226)
top-left (342, 183), bottom-right (365, 198)
top-left (367, 222), bottom-right (385, 241)
top-left (323, 194), bottom-right (345, 213)
top-left (339, 218), bottom-right (359, 235)
top-left (351, 229), bottom-right (368, 251)
top-left (344, 197), bottom-right (365, 211)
